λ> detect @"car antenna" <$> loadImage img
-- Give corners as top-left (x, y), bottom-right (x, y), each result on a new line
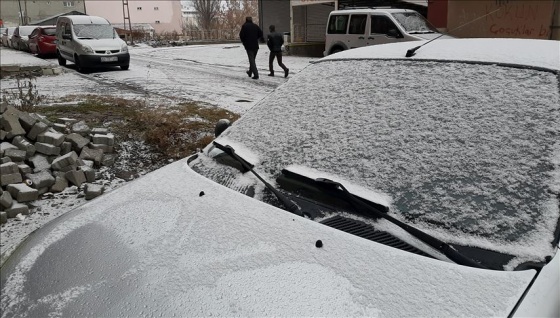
top-left (212, 141), bottom-right (306, 217)
top-left (406, 7), bottom-right (503, 57)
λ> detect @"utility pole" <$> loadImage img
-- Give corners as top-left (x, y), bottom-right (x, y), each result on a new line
top-left (17, 0), bottom-right (23, 25)
top-left (122, 0), bottom-right (134, 44)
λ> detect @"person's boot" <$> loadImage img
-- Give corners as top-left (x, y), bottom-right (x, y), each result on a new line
top-left (284, 68), bottom-right (289, 78)
top-left (268, 71), bottom-right (274, 77)
top-left (246, 70), bottom-right (252, 77)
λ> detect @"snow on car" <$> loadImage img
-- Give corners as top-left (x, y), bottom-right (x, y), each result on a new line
top-left (0, 38), bottom-right (559, 317)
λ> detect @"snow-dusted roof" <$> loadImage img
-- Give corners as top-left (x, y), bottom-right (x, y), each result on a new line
top-left (61, 15), bottom-right (110, 25)
top-left (322, 38), bottom-right (560, 71)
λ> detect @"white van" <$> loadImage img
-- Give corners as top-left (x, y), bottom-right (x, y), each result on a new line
top-left (324, 8), bottom-right (449, 56)
top-left (56, 15), bottom-right (129, 72)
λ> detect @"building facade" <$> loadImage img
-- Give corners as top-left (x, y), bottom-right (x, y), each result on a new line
top-left (85, 0), bottom-right (183, 34)
top-left (0, 0), bottom-right (86, 26)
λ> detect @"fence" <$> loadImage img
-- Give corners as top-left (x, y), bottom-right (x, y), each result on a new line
top-left (183, 29), bottom-right (239, 41)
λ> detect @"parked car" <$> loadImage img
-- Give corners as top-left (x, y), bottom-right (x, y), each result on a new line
top-left (324, 8), bottom-right (452, 55)
top-left (11, 25), bottom-right (37, 51)
top-left (0, 39), bottom-right (558, 317)
top-left (28, 25), bottom-right (57, 57)
top-left (1, 27), bottom-right (16, 47)
top-left (56, 15), bottom-right (130, 72)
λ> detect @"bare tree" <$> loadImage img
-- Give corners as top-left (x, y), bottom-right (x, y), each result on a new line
top-left (192, 0), bottom-right (221, 31)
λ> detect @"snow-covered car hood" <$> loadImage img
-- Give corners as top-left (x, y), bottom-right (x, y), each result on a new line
top-left (408, 32), bottom-right (453, 40)
top-left (0, 159), bottom-right (536, 317)
top-left (79, 38), bottom-right (125, 51)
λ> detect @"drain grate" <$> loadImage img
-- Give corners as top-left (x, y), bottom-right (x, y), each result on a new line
top-left (320, 215), bottom-right (434, 258)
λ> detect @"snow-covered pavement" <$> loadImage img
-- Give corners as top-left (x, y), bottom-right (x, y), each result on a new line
top-left (1, 43), bottom-right (318, 114)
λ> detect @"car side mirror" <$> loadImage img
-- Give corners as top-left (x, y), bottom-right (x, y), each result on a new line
top-left (214, 119), bottom-right (231, 137)
top-left (62, 34), bottom-right (71, 40)
top-left (387, 29), bottom-right (402, 38)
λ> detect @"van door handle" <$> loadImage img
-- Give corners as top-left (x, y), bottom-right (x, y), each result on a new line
top-left (368, 36), bottom-right (375, 40)
top-left (359, 36), bottom-right (365, 39)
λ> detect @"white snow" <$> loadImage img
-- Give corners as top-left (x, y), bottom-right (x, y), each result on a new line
top-left (0, 159), bottom-right (536, 317)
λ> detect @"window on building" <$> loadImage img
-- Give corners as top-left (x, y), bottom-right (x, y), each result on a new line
top-left (63, 1), bottom-right (75, 7)
top-left (154, 7), bottom-right (159, 10)
top-left (155, 20), bottom-right (161, 24)
top-left (137, 7), bottom-right (142, 10)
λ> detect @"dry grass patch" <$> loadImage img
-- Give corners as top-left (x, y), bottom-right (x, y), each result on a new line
top-left (37, 95), bottom-right (239, 160)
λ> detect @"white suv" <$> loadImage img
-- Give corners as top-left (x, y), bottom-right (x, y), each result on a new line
top-left (324, 8), bottom-right (450, 55)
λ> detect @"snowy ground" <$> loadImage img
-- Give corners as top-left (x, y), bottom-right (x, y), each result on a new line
top-left (0, 43), bottom-right (319, 262)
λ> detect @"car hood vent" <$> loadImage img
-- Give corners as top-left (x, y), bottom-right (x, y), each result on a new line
top-left (320, 215), bottom-right (434, 259)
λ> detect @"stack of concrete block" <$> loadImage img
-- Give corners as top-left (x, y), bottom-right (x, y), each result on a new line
top-left (0, 103), bottom-right (114, 223)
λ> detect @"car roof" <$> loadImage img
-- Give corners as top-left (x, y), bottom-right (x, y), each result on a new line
top-left (58, 15), bottom-right (110, 25)
top-left (330, 8), bottom-right (418, 14)
top-left (321, 38), bottom-right (560, 72)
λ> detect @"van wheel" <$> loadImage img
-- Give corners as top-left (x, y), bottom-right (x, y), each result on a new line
top-left (120, 64), bottom-right (129, 70)
top-left (74, 55), bottom-right (86, 73)
top-left (331, 47), bottom-right (343, 55)
top-left (57, 51), bottom-right (66, 66)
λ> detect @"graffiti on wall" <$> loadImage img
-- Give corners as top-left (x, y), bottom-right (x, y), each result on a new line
top-left (447, 0), bottom-right (554, 39)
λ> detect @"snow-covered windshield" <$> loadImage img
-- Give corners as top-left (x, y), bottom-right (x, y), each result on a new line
top-left (73, 24), bottom-right (115, 39)
top-left (392, 12), bottom-right (438, 33)
top-left (196, 59), bottom-right (560, 261)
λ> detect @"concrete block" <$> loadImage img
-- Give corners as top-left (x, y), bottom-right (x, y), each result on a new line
top-left (85, 184), bottom-right (104, 200)
top-left (0, 130), bottom-right (7, 140)
top-left (52, 171), bottom-right (66, 178)
top-left (29, 113), bottom-right (52, 127)
top-left (79, 147), bottom-right (103, 166)
top-left (1, 157), bottom-right (12, 164)
top-left (65, 133), bottom-right (90, 151)
top-left (12, 136), bottom-right (36, 157)
top-left (37, 131), bottom-right (65, 146)
top-left (0, 102), bottom-right (7, 114)
top-left (52, 123), bottom-right (67, 133)
top-left (27, 121), bottom-right (49, 140)
top-left (37, 187), bottom-right (49, 196)
top-left (90, 143), bottom-right (114, 154)
top-left (57, 117), bottom-right (77, 125)
top-left (80, 166), bottom-right (96, 182)
top-left (1, 173), bottom-right (22, 186)
top-left (1, 106), bottom-right (26, 139)
top-left (59, 164), bottom-right (78, 173)
top-left (51, 151), bottom-right (78, 171)
top-left (29, 154), bottom-right (51, 172)
top-left (35, 142), bottom-right (61, 156)
top-left (18, 112), bottom-right (38, 132)
top-left (65, 169), bottom-right (86, 187)
top-left (92, 133), bottom-right (115, 146)
top-left (0, 142), bottom-right (18, 156)
top-left (91, 127), bottom-right (109, 135)
top-left (82, 160), bottom-right (94, 168)
top-left (26, 170), bottom-right (56, 189)
top-left (6, 202), bottom-right (29, 218)
top-left (71, 121), bottom-right (91, 136)
top-left (0, 212), bottom-right (7, 224)
top-left (18, 164), bottom-right (32, 175)
top-left (0, 162), bottom-right (19, 175)
top-left (49, 176), bottom-right (68, 193)
top-left (6, 183), bottom-right (39, 202)
top-left (60, 141), bottom-right (72, 155)
top-left (0, 190), bottom-right (13, 209)
top-left (4, 148), bottom-right (26, 162)
top-left (101, 153), bottom-right (116, 167)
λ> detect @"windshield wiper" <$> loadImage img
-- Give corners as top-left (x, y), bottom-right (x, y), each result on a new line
top-left (212, 142), bottom-right (305, 217)
top-left (314, 177), bottom-right (487, 269)
top-left (77, 37), bottom-right (95, 40)
top-left (408, 31), bottom-right (436, 34)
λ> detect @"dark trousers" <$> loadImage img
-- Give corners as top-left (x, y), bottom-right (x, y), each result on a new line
top-left (269, 51), bottom-right (288, 73)
top-left (246, 49), bottom-right (259, 78)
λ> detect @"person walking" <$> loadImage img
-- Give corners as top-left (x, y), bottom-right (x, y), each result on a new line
top-left (266, 25), bottom-right (289, 78)
top-left (239, 16), bottom-right (263, 80)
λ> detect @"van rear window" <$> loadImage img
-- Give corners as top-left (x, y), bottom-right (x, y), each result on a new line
top-left (327, 15), bottom-right (349, 34)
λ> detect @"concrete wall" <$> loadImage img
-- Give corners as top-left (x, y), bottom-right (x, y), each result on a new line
top-left (446, 0), bottom-right (556, 39)
top-left (85, 0), bottom-right (183, 34)
top-left (0, 0), bottom-right (86, 26)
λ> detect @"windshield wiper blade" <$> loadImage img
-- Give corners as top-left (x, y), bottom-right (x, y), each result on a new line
top-left (314, 178), bottom-right (487, 269)
top-left (212, 141), bottom-right (304, 217)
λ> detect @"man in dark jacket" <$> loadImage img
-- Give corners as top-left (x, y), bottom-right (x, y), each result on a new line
top-left (239, 16), bottom-right (263, 80)
top-left (266, 25), bottom-right (289, 78)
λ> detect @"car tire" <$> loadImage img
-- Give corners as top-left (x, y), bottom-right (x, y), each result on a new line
top-left (120, 64), bottom-right (129, 70)
top-left (57, 51), bottom-right (66, 66)
top-left (331, 47), bottom-right (343, 55)
top-left (36, 46), bottom-right (43, 58)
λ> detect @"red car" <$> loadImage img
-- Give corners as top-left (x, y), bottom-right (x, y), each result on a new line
top-left (28, 26), bottom-right (57, 57)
